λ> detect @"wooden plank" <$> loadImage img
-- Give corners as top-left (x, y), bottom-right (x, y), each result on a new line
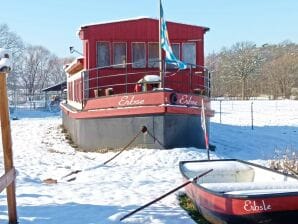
top-left (0, 72), bottom-right (18, 223)
top-left (0, 168), bottom-right (16, 193)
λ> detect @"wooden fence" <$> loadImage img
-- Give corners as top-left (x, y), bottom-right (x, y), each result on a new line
top-left (0, 72), bottom-right (18, 223)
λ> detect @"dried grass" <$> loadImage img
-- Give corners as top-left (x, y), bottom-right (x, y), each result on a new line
top-left (269, 147), bottom-right (298, 176)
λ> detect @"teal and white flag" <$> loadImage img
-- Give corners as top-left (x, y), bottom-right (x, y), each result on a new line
top-left (160, 1), bottom-right (187, 70)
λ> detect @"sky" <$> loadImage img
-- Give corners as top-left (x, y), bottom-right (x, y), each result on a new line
top-left (1, 100), bottom-right (297, 223)
top-left (1, 0), bottom-right (298, 58)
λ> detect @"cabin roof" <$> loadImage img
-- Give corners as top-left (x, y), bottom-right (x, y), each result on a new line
top-left (78, 17), bottom-right (209, 33)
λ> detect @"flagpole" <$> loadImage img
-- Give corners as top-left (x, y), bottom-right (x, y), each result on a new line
top-left (201, 99), bottom-right (210, 160)
top-left (159, 0), bottom-right (163, 88)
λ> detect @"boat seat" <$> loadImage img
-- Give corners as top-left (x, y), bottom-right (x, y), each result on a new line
top-left (200, 181), bottom-right (298, 194)
top-left (105, 88), bottom-right (114, 96)
top-left (183, 161), bottom-right (255, 184)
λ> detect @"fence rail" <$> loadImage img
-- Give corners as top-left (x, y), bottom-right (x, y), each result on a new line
top-left (0, 167), bottom-right (16, 193)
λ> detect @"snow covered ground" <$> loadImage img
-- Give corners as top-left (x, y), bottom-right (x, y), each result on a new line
top-left (0, 100), bottom-right (297, 224)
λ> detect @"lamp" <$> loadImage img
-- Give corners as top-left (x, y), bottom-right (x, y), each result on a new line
top-left (69, 46), bottom-right (83, 56)
top-left (0, 48), bottom-right (11, 73)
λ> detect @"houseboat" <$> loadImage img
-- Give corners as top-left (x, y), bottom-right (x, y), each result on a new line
top-left (61, 17), bottom-right (214, 151)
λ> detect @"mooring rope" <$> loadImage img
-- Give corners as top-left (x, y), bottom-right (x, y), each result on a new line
top-left (145, 129), bottom-right (165, 148)
top-left (102, 126), bottom-right (148, 165)
top-left (61, 126), bottom-right (148, 181)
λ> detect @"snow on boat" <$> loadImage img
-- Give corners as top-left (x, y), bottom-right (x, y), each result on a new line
top-left (179, 159), bottom-right (298, 224)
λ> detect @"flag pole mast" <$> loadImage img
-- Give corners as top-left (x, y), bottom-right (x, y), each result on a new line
top-left (159, 0), bottom-right (163, 88)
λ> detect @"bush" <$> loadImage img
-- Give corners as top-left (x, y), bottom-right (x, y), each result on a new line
top-left (269, 147), bottom-right (298, 176)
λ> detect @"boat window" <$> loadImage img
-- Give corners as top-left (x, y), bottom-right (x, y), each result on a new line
top-left (148, 43), bottom-right (159, 68)
top-left (167, 43), bottom-right (180, 69)
top-left (182, 42), bottom-right (196, 67)
top-left (96, 42), bottom-right (110, 67)
top-left (113, 42), bottom-right (126, 68)
top-left (132, 42), bottom-right (146, 68)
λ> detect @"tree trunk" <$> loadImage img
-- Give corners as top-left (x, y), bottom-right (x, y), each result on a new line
top-left (241, 77), bottom-right (246, 100)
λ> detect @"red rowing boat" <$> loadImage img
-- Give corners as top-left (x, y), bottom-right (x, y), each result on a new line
top-left (179, 159), bottom-right (298, 224)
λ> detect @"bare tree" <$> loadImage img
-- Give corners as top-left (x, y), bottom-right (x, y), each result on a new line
top-left (0, 24), bottom-right (24, 55)
top-left (18, 45), bottom-right (54, 97)
top-left (0, 23), bottom-right (25, 104)
top-left (1, 23), bottom-right (72, 105)
top-left (262, 52), bottom-right (298, 99)
top-left (46, 57), bottom-right (73, 85)
top-left (220, 42), bottom-right (263, 99)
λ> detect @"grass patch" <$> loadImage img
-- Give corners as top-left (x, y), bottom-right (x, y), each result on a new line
top-left (178, 193), bottom-right (210, 224)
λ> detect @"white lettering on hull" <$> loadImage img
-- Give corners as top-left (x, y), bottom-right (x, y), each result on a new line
top-left (179, 95), bottom-right (199, 106)
top-left (244, 200), bottom-right (272, 212)
top-left (118, 96), bottom-right (145, 106)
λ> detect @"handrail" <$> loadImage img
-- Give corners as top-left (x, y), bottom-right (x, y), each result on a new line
top-left (68, 60), bottom-right (211, 103)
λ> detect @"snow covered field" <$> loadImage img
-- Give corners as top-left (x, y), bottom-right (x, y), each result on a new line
top-left (0, 100), bottom-right (297, 224)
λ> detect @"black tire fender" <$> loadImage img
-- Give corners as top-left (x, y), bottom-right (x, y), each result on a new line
top-left (169, 92), bottom-right (178, 105)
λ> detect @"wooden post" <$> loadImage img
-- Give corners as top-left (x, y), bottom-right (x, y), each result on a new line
top-left (0, 72), bottom-right (18, 224)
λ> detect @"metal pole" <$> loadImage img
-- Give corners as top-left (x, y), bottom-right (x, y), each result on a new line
top-left (208, 70), bottom-right (211, 97)
top-left (189, 66), bottom-right (192, 93)
top-left (120, 169), bottom-right (213, 221)
top-left (159, 0), bottom-right (163, 86)
top-left (251, 101), bottom-right (254, 130)
top-left (0, 72), bottom-right (18, 224)
top-left (219, 100), bottom-right (222, 124)
top-left (125, 62), bottom-right (128, 93)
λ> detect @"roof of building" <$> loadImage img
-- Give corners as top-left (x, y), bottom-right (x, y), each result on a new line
top-left (42, 81), bottom-right (67, 92)
top-left (64, 57), bottom-right (84, 75)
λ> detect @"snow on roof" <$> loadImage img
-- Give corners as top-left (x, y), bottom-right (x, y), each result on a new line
top-left (77, 16), bottom-right (209, 36)
top-left (80, 16), bottom-right (152, 28)
top-left (64, 56), bottom-right (84, 73)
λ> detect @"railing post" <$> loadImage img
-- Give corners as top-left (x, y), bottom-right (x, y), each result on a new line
top-left (0, 71), bottom-right (18, 224)
top-left (125, 63), bottom-right (128, 93)
top-left (189, 66), bottom-right (192, 93)
top-left (208, 70), bottom-right (211, 97)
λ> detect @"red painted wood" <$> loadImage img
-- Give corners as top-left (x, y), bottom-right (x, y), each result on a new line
top-left (79, 17), bottom-right (207, 68)
top-left (73, 18), bottom-right (209, 99)
top-left (84, 92), bottom-right (166, 110)
top-left (84, 92), bottom-right (212, 110)
top-left (62, 103), bottom-right (213, 120)
top-left (185, 182), bottom-right (298, 216)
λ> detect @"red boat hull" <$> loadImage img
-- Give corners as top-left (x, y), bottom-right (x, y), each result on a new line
top-left (185, 184), bottom-right (298, 224)
top-left (180, 160), bottom-right (298, 224)
top-left (61, 91), bottom-right (214, 151)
